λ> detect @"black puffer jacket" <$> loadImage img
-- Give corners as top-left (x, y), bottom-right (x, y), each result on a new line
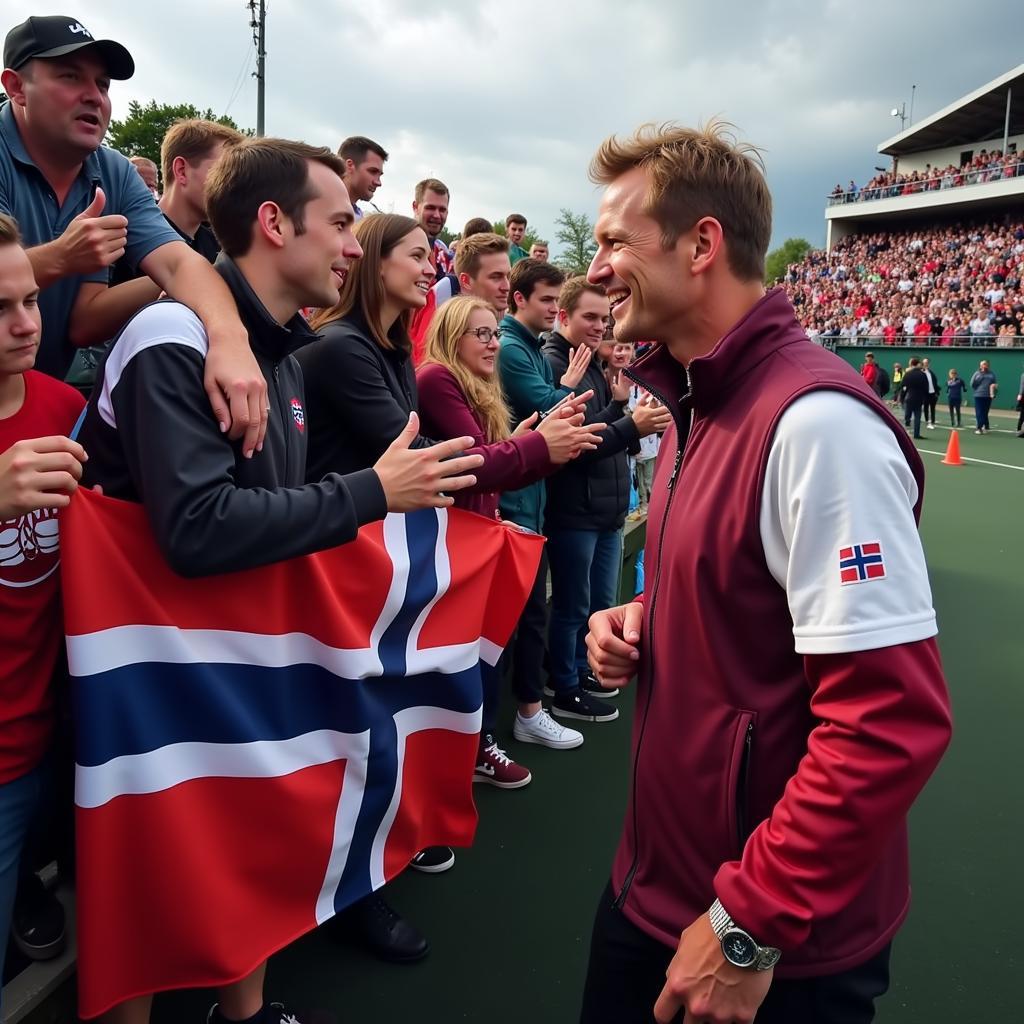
top-left (541, 332), bottom-right (640, 532)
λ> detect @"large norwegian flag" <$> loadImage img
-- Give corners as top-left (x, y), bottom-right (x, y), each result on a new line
top-left (61, 490), bottom-right (542, 1018)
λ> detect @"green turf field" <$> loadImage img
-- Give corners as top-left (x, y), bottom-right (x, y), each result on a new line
top-left (148, 418), bottom-right (1023, 1024)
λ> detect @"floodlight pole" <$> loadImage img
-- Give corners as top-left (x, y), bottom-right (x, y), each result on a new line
top-left (250, 0), bottom-right (267, 137)
top-left (909, 84), bottom-right (916, 127)
top-left (1003, 87), bottom-right (1012, 157)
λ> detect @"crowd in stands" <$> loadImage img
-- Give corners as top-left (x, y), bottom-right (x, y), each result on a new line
top-left (0, 15), bottom-right (669, 1024)
top-left (828, 147), bottom-right (1022, 204)
top-left (781, 219), bottom-right (1024, 346)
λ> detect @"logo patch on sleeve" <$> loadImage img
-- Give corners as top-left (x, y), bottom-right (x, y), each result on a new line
top-left (839, 542), bottom-right (886, 585)
top-left (289, 397), bottom-right (305, 433)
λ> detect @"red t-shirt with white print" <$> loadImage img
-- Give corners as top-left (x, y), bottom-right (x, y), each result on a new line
top-left (0, 370), bottom-right (84, 783)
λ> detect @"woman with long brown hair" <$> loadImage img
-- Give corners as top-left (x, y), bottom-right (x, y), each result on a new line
top-left (298, 214), bottom-right (437, 480)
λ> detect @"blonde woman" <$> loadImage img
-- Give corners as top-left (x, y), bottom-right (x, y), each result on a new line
top-left (417, 296), bottom-right (602, 783)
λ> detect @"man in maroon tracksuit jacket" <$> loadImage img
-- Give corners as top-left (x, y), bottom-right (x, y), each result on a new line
top-left (581, 124), bottom-right (952, 1024)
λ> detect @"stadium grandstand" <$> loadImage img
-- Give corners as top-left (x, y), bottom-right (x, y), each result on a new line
top-left (780, 64), bottom-right (1024, 408)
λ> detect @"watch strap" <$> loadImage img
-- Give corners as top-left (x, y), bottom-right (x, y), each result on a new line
top-left (708, 898), bottom-right (781, 971)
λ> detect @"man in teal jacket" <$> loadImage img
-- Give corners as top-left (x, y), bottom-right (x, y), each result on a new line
top-left (497, 259), bottom-right (594, 751)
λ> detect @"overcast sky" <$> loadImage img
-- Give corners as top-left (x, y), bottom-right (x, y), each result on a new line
top-left (8, 1), bottom-right (1020, 254)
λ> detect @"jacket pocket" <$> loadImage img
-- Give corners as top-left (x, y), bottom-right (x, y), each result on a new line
top-left (726, 710), bottom-right (757, 856)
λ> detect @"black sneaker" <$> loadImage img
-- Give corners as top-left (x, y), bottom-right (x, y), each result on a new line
top-left (410, 846), bottom-right (455, 873)
top-left (207, 1001), bottom-right (303, 1024)
top-left (579, 669), bottom-right (620, 699)
top-left (551, 687), bottom-right (619, 723)
top-left (11, 872), bottom-right (66, 961)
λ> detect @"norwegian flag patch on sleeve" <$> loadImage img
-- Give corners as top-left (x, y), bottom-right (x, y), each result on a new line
top-left (839, 541), bottom-right (886, 585)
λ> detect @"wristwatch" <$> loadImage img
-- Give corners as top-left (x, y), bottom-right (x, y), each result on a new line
top-left (709, 899), bottom-right (781, 971)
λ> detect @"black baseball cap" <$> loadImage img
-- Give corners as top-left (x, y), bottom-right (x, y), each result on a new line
top-left (4, 16), bottom-right (134, 79)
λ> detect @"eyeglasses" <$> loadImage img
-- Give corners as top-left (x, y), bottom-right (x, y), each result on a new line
top-left (464, 327), bottom-right (499, 343)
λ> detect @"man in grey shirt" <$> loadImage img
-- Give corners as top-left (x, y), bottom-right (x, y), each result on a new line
top-left (970, 359), bottom-right (997, 434)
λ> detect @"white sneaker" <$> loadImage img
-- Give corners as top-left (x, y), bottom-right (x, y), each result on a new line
top-left (926, 423), bottom-right (935, 429)
top-left (513, 709), bottom-right (583, 749)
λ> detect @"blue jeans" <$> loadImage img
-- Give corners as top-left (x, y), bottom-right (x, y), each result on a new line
top-left (0, 762), bottom-right (47, 993)
top-left (547, 528), bottom-right (623, 694)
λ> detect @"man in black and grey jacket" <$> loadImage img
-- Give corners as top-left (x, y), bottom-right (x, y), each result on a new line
top-left (541, 276), bottom-right (670, 722)
top-left (77, 138), bottom-right (482, 1024)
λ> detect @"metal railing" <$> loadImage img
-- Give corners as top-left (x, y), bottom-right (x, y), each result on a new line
top-left (826, 160), bottom-right (1024, 206)
top-left (814, 332), bottom-right (1023, 350)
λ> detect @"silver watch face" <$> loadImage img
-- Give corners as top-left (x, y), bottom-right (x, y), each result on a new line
top-left (722, 929), bottom-right (758, 968)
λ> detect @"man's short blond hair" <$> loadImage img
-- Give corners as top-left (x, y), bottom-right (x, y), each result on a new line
top-left (589, 120), bottom-right (771, 281)
top-left (161, 119), bottom-right (244, 188)
top-left (454, 232), bottom-right (509, 278)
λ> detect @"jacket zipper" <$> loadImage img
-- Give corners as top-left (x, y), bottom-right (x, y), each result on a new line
top-left (272, 362), bottom-right (288, 481)
top-left (614, 367), bottom-right (692, 909)
top-left (736, 720), bottom-right (754, 849)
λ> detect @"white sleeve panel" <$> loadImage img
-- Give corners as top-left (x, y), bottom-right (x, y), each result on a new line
top-left (759, 391), bottom-right (937, 655)
top-left (97, 303), bottom-right (209, 429)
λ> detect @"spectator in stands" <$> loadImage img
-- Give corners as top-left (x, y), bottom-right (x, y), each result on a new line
top-left (529, 241), bottom-right (549, 261)
top-left (338, 135), bottom-right (388, 219)
top-left (946, 368), bottom-right (965, 426)
top-left (542, 277), bottom-right (670, 722)
top-left (506, 213), bottom-right (529, 265)
top-left (0, 16), bottom-right (267, 456)
top-left (412, 178), bottom-right (453, 276)
top-left (921, 358), bottom-right (940, 429)
top-left (970, 359), bottom-right (997, 433)
top-left (498, 258), bottom-right (594, 751)
top-left (902, 357), bottom-right (928, 439)
top-left (0, 213), bottom-right (86, 990)
top-left (785, 219), bottom-right (1023, 351)
top-left (417, 296), bottom-right (603, 786)
top-left (128, 155), bottom-right (158, 196)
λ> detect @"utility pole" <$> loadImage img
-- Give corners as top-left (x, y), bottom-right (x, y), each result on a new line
top-left (248, 0), bottom-right (266, 136)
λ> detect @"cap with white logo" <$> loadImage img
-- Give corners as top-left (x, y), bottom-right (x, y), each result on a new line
top-left (3, 15), bottom-right (134, 79)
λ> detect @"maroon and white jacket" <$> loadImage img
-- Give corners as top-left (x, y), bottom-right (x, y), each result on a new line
top-left (616, 288), bottom-right (952, 977)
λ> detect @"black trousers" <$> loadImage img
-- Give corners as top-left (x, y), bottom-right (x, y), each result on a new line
top-left (579, 884), bottom-right (891, 1024)
top-left (507, 547), bottom-right (549, 706)
top-left (925, 393), bottom-right (938, 424)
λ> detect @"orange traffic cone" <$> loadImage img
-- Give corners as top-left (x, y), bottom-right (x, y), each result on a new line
top-left (941, 430), bottom-right (964, 466)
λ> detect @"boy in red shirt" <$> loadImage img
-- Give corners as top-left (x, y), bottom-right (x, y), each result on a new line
top-left (0, 212), bottom-right (87, 987)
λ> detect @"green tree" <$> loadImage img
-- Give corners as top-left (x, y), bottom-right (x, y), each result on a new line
top-left (552, 208), bottom-right (597, 276)
top-left (106, 100), bottom-right (248, 168)
top-left (764, 237), bottom-right (813, 284)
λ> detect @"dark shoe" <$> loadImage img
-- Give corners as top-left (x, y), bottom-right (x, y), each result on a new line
top-left (12, 872), bottom-right (66, 961)
top-left (410, 846), bottom-right (455, 873)
top-left (208, 1002), bottom-right (303, 1024)
top-left (913, 434), bottom-right (923, 439)
top-left (551, 686), bottom-right (619, 723)
top-left (341, 893), bottom-right (430, 963)
top-left (579, 668), bottom-right (620, 699)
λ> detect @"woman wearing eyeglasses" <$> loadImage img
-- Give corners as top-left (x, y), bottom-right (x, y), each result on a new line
top-left (417, 297), bottom-right (597, 521)
top-left (416, 296), bottom-right (603, 791)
